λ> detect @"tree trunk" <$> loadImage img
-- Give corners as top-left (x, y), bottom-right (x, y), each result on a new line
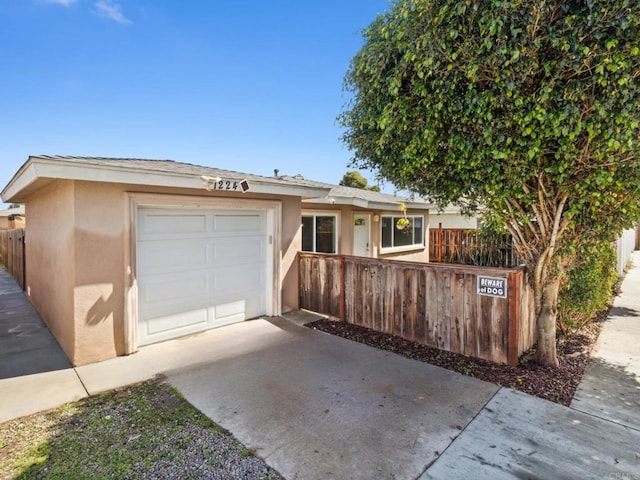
top-left (535, 276), bottom-right (560, 367)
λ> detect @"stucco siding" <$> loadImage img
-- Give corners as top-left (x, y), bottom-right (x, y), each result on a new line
top-left (73, 181), bottom-right (125, 364)
top-left (24, 180), bottom-right (76, 361)
top-left (280, 196), bottom-right (302, 313)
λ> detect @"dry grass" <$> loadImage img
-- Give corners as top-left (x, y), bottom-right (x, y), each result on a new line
top-left (0, 379), bottom-right (282, 480)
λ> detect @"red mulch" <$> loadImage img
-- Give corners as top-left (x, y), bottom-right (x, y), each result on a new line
top-left (307, 312), bottom-right (607, 406)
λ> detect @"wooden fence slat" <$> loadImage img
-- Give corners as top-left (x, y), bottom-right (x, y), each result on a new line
top-left (478, 295), bottom-right (494, 361)
top-left (492, 297), bottom-right (508, 364)
top-left (415, 270), bottom-right (427, 343)
top-left (298, 252), bottom-right (533, 366)
top-left (425, 268), bottom-right (438, 348)
top-left (0, 228), bottom-right (25, 290)
top-left (507, 270), bottom-right (520, 366)
top-left (450, 272), bottom-right (465, 355)
top-left (463, 273), bottom-right (479, 358)
top-left (436, 270), bottom-right (451, 351)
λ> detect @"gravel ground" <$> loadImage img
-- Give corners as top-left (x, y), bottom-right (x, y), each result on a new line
top-left (307, 312), bottom-right (606, 406)
top-left (0, 380), bottom-right (283, 480)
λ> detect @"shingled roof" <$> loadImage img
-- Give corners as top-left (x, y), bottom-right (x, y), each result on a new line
top-left (279, 175), bottom-right (431, 210)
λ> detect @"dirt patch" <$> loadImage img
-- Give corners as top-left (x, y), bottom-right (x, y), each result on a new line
top-left (308, 311), bottom-right (606, 406)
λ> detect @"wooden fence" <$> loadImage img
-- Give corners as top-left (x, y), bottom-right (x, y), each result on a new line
top-left (299, 252), bottom-right (536, 366)
top-left (0, 228), bottom-right (26, 290)
top-left (429, 228), bottom-right (520, 268)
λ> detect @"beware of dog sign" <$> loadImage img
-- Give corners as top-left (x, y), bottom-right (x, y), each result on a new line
top-left (477, 276), bottom-right (508, 298)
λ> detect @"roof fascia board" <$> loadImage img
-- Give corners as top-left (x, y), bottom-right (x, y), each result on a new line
top-left (367, 201), bottom-right (430, 211)
top-left (304, 196), bottom-right (431, 211)
top-left (1, 163), bottom-right (38, 202)
top-left (2, 157), bottom-right (331, 200)
top-left (303, 197), bottom-right (370, 208)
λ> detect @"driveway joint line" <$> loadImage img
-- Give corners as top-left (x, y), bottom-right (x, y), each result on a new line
top-left (568, 405), bottom-right (640, 433)
top-left (73, 368), bottom-right (91, 397)
top-left (414, 385), bottom-right (503, 479)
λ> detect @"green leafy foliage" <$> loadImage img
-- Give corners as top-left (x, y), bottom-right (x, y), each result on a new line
top-left (340, 0), bottom-right (640, 364)
top-left (339, 170), bottom-right (381, 191)
top-left (341, 0), bottom-right (640, 228)
top-left (558, 242), bottom-right (618, 334)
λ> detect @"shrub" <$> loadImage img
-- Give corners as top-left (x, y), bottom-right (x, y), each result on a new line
top-left (557, 241), bottom-right (618, 335)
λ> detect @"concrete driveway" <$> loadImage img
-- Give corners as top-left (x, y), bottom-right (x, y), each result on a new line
top-left (166, 316), bottom-right (499, 480)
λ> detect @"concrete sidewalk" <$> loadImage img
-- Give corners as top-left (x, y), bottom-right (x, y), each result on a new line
top-left (571, 252), bottom-right (640, 430)
top-left (0, 267), bottom-right (87, 421)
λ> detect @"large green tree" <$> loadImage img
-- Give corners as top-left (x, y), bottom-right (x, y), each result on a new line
top-left (339, 170), bottom-right (381, 191)
top-left (340, 0), bottom-right (640, 366)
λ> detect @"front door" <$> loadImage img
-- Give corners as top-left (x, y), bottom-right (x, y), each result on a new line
top-left (353, 214), bottom-right (371, 257)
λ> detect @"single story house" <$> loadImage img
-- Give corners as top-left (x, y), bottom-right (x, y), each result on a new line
top-left (280, 175), bottom-right (431, 262)
top-left (1, 156), bottom-right (431, 366)
top-left (0, 205), bottom-right (26, 230)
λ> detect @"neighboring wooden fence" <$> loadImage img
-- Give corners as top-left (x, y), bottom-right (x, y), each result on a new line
top-left (429, 228), bottom-right (520, 268)
top-left (299, 253), bottom-right (536, 366)
top-left (0, 228), bottom-right (26, 289)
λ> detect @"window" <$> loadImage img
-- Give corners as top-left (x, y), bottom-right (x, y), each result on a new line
top-left (381, 215), bottom-right (424, 251)
top-left (302, 214), bottom-right (337, 253)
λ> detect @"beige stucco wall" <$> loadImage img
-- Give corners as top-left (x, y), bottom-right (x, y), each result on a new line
top-left (23, 179), bottom-right (304, 365)
top-left (430, 212), bottom-right (479, 229)
top-left (25, 181), bottom-right (76, 361)
top-left (279, 196), bottom-right (302, 313)
top-left (72, 182), bottom-right (125, 363)
top-left (303, 203), bottom-right (429, 263)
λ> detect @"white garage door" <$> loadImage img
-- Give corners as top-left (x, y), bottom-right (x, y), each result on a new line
top-left (137, 207), bottom-right (270, 345)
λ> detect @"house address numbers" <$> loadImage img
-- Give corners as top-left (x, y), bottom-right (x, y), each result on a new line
top-left (208, 179), bottom-right (250, 192)
top-left (201, 175), bottom-right (251, 193)
top-left (477, 276), bottom-right (508, 298)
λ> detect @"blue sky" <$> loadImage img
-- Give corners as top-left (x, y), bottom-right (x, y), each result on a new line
top-left (1, 0), bottom-right (393, 206)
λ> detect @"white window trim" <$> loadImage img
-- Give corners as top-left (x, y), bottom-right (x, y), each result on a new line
top-left (301, 210), bottom-right (340, 254)
top-left (380, 214), bottom-right (425, 254)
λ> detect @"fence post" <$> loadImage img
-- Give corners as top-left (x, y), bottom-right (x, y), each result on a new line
top-left (339, 255), bottom-right (346, 321)
top-left (22, 230), bottom-right (26, 290)
top-left (507, 269), bottom-right (521, 366)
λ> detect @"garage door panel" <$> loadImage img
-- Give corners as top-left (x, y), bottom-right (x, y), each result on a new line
top-left (137, 207), bottom-right (270, 346)
top-left (145, 308), bottom-right (208, 336)
top-left (213, 214), bottom-right (262, 232)
top-left (213, 237), bottom-right (265, 265)
top-left (142, 213), bottom-right (208, 235)
top-left (138, 239), bottom-right (210, 272)
top-left (213, 294), bottom-right (264, 323)
top-left (139, 270), bottom-right (210, 305)
top-left (213, 263), bottom-right (264, 294)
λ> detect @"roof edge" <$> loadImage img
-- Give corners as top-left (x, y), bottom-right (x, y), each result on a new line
top-left (1, 156), bottom-right (332, 201)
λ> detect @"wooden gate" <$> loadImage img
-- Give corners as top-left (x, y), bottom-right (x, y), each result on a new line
top-left (0, 228), bottom-right (26, 289)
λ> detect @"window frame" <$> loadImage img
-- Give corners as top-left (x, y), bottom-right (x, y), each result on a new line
top-left (380, 214), bottom-right (425, 253)
top-left (301, 211), bottom-right (340, 254)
